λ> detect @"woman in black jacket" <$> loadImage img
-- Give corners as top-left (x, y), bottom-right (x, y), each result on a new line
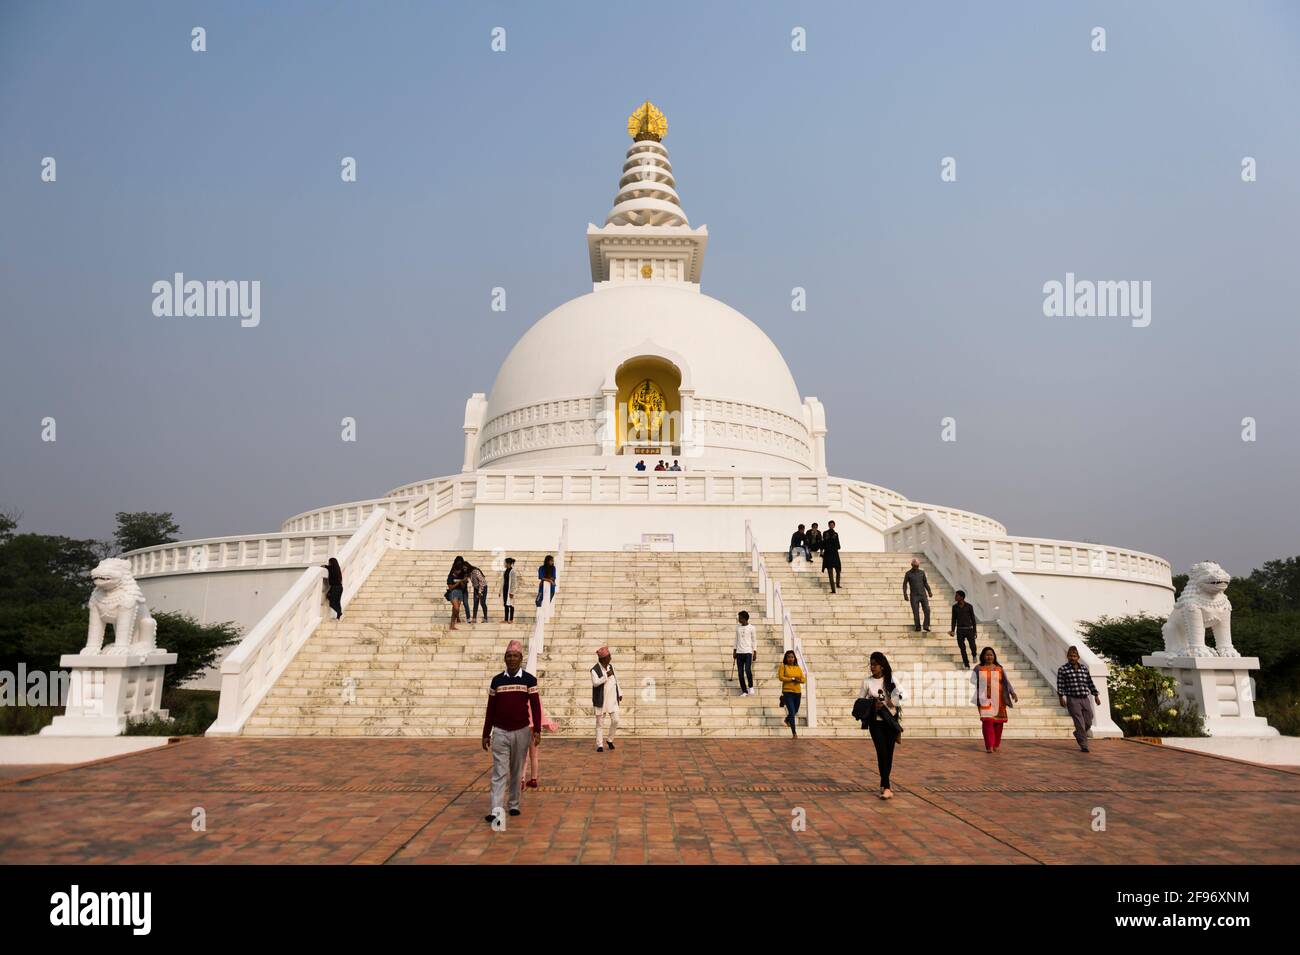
top-left (858, 651), bottom-right (904, 800)
top-left (323, 558), bottom-right (344, 620)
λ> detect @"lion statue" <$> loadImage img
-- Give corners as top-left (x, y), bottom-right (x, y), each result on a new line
top-left (1157, 561), bottom-right (1238, 658)
top-left (84, 558), bottom-right (158, 655)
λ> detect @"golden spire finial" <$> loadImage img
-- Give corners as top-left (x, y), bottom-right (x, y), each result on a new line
top-left (627, 101), bottom-right (668, 142)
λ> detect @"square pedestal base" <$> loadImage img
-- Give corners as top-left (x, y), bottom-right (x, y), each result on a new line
top-left (41, 650), bottom-right (178, 738)
top-left (1142, 654), bottom-right (1278, 738)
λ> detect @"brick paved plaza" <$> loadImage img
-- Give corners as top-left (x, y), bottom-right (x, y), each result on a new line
top-left (1, 737), bottom-right (1297, 865)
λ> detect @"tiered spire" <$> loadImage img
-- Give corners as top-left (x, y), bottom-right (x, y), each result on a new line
top-left (605, 101), bottom-right (689, 227)
top-left (587, 102), bottom-right (707, 287)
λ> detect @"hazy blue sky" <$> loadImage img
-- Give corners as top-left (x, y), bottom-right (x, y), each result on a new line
top-left (2, 0), bottom-right (1297, 574)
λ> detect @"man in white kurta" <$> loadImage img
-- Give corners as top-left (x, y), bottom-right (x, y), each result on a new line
top-left (591, 646), bottom-right (621, 752)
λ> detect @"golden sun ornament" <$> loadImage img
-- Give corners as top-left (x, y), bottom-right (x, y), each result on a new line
top-left (627, 101), bottom-right (668, 142)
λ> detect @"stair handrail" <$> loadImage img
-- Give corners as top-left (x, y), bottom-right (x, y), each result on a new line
top-left (743, 521), bottom-right (817, 728)
top-left (526, 519), bottom-right (568, 675)
top-left (208, 509), bottom-right (410, 736)
top-left (884, 512), bottom-right (1121, 736)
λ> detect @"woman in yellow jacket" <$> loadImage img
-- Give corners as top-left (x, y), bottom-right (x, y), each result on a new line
top-left (777, 650), bottom-right (806, 738)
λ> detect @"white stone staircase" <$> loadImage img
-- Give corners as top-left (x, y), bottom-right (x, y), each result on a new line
top-left (243, 548), bottom-right (1073, 738)
top-left (764, 551), bottom-right (1075, 737)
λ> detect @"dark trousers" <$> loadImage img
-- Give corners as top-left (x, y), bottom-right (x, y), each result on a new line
top-left (955, 627), bottom-right (977, 668)
top-left (910, 594), bottom-right (931, 629)
top-left (1066, 696), bottom-right (1095, 748)
top-left (472, 589), bottom-right (488, 621)
top-left (868, 718), bottom-right (897, 789)
top-left (503, 594), bottom-right (514, 622)
top-left (781, 691), bottom-right (801, 727)
top-left (326, 586), bottom-right (343, 619)
top-left (735, 653), bottom-right (753, 692)
top-left (824, 558), bottom-right (841, 591)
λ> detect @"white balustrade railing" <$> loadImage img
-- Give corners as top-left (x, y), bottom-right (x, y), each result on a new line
top-left (279, 497), bottom-right (401, 533)
top-left (963, 535), bottom-right (1172, 586)
top-left (207, 510), bottom-right (414, 736)
top-left (885, 513), bottom-right (1121, 737)
top-left (126, 531), bottom-right (362, 579)
top-left (744, 521), bottom-right (817, 728)
top-left (525, 519), bottom-right (568, 675)
top-left (282, 476), bottom-right (478, 532)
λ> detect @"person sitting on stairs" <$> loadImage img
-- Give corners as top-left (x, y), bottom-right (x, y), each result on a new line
top-left (787, 524), bottom-right (810, 563)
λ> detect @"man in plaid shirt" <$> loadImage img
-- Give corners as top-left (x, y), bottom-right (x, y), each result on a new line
top-left (1057, 645), bottom-right (1102, 752)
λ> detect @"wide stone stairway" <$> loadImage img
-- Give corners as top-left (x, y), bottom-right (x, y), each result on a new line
top-left (243, 548), bottom-right (1073, 738)
top-left (244, 550), bottom-right (789, 737)
top-left (764, 552), bottom-right (1075, 738)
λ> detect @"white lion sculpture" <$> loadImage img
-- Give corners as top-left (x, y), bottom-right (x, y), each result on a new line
top-left (84, 558), bottom-right (158, 655)
top-left (1158, 561), bottom-right (1238, 658)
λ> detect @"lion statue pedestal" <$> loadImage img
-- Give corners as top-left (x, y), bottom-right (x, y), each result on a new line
top-left (41, 558), bottom-right (178, 737)
top-left (1141, 561), bottom-right (1276, 738)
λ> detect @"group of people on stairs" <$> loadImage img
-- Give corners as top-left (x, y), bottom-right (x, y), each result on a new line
top-left (442, 554), bottom-right (557, 630)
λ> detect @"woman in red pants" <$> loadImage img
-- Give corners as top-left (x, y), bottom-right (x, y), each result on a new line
top-left (971, 647), bottom-right (1018, 752)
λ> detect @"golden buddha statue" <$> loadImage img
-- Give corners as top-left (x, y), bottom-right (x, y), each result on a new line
top-left (628, 378), bottom-right (666, 440)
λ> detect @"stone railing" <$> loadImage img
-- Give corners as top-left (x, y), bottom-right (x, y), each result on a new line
top-left (885, 513), bottom-right (1120, 736)
top-left (828, 478), bottom-right (1007, 536)
top-left (526, 519), bottom-right (568, 675)
top-left (280, 497), bottom-right (401, 533)
top-left (744, 521), bottom-right (817, 728)
top-left (963, 535), bottom-right (1172, 586)
top-left (282, 476), bottom-right (480, 532)
top-left (385, 474), bottom-right (477, 502)
top-left (125, 531), bottom-right (374, 579)
top-left (207, 510), bottom-right (413, 736)
top-left (288, 471), bottom-right (1005, 540)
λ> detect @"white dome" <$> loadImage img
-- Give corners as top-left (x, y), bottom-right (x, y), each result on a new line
top-left (478, 284), bottom-right (813, 471)
top-left (487, 285), bottom-right (803, 418)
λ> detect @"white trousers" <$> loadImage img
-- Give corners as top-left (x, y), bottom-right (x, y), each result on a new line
top-left (595, 710), bottom-right (620, 746)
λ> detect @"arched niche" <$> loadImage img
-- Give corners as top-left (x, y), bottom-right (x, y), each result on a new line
top-left (613, 354), bottom-right (683, 451)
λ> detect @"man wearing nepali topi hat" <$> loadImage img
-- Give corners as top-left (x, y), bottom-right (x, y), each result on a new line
top-left (482, 639), bottom-right (542, 824)
top-left (591, 646), bottom-right (622, 752)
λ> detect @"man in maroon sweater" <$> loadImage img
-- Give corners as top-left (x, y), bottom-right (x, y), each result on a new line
top-left (482, 640), bottom-right (542, 825)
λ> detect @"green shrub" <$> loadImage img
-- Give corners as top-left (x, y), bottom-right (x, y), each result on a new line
top-left (123, 689), bottom-right (219, 736)
top-left (1255, 693), bottom-right (1300, 738)
top-left (1107, 663), bottom-right (1207, 738)
top-left (153, 613), bottom-right (241, 690)
top-left (0, 704), bottom-right (59, 735)
top-left (1080, 614), bottom-right (1164, 666)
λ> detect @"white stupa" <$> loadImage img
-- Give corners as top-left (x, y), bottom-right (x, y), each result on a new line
top-left (127, 104), bottom-right (1176, 731)
top-left (473, 104), bottom-right (818, 476)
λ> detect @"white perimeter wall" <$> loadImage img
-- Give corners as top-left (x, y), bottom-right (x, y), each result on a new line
top-left (457, 502), bottom-right (886, 553)
top-left (1012, 572), bottom-right (1174, 636)
top-left (139, 568), bottom-right (307, 689)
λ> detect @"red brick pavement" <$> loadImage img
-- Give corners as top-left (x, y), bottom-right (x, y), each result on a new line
top-left (0, 737), bottom-right (1295, 864)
